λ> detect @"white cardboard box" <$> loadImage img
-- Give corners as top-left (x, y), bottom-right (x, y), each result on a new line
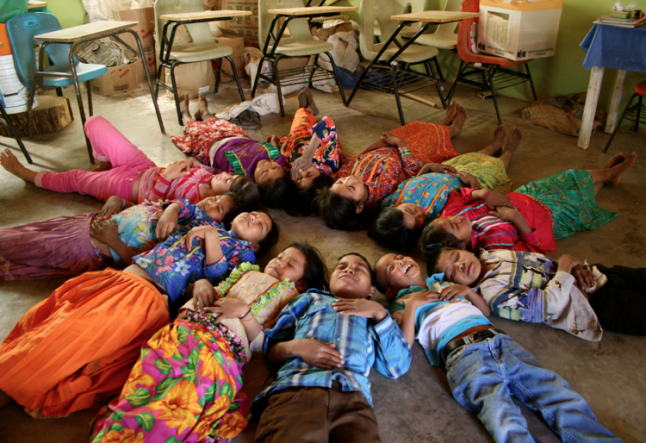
top-left (477, 0), bottom-right (563, 61)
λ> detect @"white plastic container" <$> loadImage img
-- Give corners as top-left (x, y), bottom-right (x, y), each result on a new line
top-left (0, 55), bottom-right (38, 114)
top-left (477, 0), bottom-right (563, 61)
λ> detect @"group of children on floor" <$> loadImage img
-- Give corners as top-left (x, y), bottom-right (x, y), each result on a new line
top-left (0, 88), bottom-right (642, 443)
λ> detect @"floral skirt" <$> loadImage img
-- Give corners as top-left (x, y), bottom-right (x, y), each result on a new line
top-left (170, 118), bottom-right (249, 166)
top-left (390, 121), bottom-right (459, 164)
top-left (515, 169), bottom-right (617, 239)
top-left (443, 152), bottom-right (513, 193)
top-left (91, 311), bottom-right (250, 443)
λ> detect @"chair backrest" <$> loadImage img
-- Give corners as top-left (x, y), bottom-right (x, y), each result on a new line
top-left (258, 0), bottom-right (313, 50)
top-left (456, 0), bottom-right (479, 59)
top-left (360, 0), bottom-right (414, 60)
top-left (434, 0), bottom-right (463, 37)
top-left (6, 12), bottom-right (67, 88)
top-left (154, 0), bottom-right (214, 55)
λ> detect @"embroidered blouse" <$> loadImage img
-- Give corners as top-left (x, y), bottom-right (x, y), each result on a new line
top-left (211, 138), bottom-right (287, 179)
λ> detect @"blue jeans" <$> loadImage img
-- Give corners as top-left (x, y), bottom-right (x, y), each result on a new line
top-left (446, 334), bottom-right (621, 443)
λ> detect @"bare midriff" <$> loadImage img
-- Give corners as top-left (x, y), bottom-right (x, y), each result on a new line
top-left (447, 324), bottom-right (494, 346)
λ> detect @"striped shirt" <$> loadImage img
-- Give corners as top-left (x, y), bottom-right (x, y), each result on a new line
top-left (252, 290), bottom-right (411, 411)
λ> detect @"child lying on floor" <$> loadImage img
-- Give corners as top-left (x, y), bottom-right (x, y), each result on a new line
top-left (373, 252), bottom-right (621, 443)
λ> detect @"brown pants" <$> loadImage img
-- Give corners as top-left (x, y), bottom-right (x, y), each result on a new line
top-left (255, 383), bottom-right (382, 443)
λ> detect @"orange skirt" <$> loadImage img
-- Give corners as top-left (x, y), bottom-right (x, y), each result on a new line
top-left (0, 269), bottom-right (169, 417)
top-left (390, 121), bottom-right (459, 164)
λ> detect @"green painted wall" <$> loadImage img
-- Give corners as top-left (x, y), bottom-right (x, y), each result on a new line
top-left (341, 0), bottom-right (646, 111)
top-left (47, 0), bottom-right (86, 28)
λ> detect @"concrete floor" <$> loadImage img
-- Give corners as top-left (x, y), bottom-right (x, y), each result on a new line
top-left (0, 76), bottom-right (644, 443)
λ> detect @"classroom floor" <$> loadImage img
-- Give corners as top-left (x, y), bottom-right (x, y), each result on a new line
top-left (0, 76), bottom-right (644, 443)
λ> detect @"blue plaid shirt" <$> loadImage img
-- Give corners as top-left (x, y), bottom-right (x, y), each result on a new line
top-left (252, 290), bottom-right (411, 411)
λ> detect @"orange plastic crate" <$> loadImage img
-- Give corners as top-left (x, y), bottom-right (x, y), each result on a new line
top-left (0, 24), bottom-right (11, 56)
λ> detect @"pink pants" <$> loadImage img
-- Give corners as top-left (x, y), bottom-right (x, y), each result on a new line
top-left (35, 116), bottom-right (157, 202)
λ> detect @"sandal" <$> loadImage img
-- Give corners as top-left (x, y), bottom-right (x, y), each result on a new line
top-left (232, 109), bottom-right (262, 129)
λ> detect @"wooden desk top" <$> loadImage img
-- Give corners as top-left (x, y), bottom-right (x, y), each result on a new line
top-left (160, 10), bottom-right (251, 21)
top-left (35, 21), bottom-right (138, 43)
top-left (390, 11), bottom-right (480, 23)
top-left (268, 6), bottom-right (358, 16)
top-left (28, 0), bottom-right (47, 9)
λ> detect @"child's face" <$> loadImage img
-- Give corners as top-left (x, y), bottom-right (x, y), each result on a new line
top-left (264, 247), bottom-right (307, 286)
top-left (210, 172), bottom-right (236, 195)
top-left (375, 253), bottom-right (423, 293)
top-left (435, 249), bottom-right (481, 286)
top-left (254, 160), bottom-right (285, 184)
top-left (329, 254), bottom-right (375, 300)
top-left (196, 194), bottom-right (235, 222)
top-left (231, 212), bottom-right (272, 248)
top-left (293, 164), bottom-right (321, 190)
top-left (394, 203), bottom-right (426, 231)
top-left (433, 216), bottom-right (472, 243)
top-left (331, 175), bottom-right (368, 208)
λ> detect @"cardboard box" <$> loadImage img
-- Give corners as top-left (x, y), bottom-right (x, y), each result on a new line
top-left (477, 0), bottom-right (563, 61)
top-left (213, 35), bottom-right (245, 82)
top-left (0, 24), bottom-right (10, 56)
top-left (165, 61), bottom-right (216, 98)
top-left (135, 53), bottom-right (157, 83)
top-left (90, 63), bottom-right (139, 96)
top-left (222, 0), bottom-right (259, 47)
top-left (113, 7), bottom-right (156, 50)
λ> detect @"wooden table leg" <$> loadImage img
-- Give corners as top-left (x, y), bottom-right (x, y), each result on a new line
top-left (578, 65), bottom-right (605, 150)
top-left (604, 69), bottom-right (628, 134)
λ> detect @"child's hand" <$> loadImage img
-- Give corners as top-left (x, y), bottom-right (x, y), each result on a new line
top-left (185, 226), bottom-right (218, 249)
top-left (155, 205), bottom-right (180, 241)
top-left (204, 298), bottom-right (250, 320)
top-left (290, 154), bottom-right (314, 179)
top-left (488, 206), bottom-right (519, 222)
top-left (571, 264), bottom-right (595, 291)
top-left (292, 338), bottom-right (344, 369)
top-left (192, 278), bottom-right (216, 311)
top-left (557, 254), bottom-right (583, 274)
top-left (90, 219), bottom-right (119, 244)
top-left (417, 163), bottom-right (457, 176)
top-left (456, 171), bottom-right (481, 189)
top-left (162, 159), bottom-right (192, 181)
top-left (439, 285), bottom-right (473, 302)
top-left (380, 132), bottom-right (404, 147)
top-left (405, 290), bottom-right (440, 307)
top-left (332, 299), bottom-right (387, 322)
top-left (97, 196), bottom-right (126, 220)
top-left (483, 191), bottom-right (514, 210)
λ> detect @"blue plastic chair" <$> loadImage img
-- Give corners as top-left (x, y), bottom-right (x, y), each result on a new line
top-left (6, 13), bottom-right (108, 162)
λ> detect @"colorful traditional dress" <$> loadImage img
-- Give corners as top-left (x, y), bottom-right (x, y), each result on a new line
top-left (389, 121), bottom-right (459, 164)
top-left (514, 169), bottom-right (617, 239)
top-left (170, 117), bottom-right (287, 177)
top-left (443, 152), bottom-right (512, 193)
top-left (0, 199), bottom-right (220, 281)
top-left (280, 108), bottom-right (344, 175)
top-left (90, 264), bottom-right (300, 443)
top-left (439, 188), bottom-right (557, 254)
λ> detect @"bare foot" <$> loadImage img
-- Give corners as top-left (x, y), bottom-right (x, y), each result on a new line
top-left (608, 152), bottom-right (637, 186)
top-left (604, 152), bottom-right (624, 169)
top-left (441, 102), bottom-right (458, 126)
top-left (300, 87), bottom-right (319, 116)
top-left (298, 88), bottom-right (309, 109)
top-left (0, 149), bottom-right (37, 182)
top-left (196, 94), bottom-right (212, 121)
top-left (449, 103), bottom-right (467, 139)
top-left (492, 124), bottom-right (506, 156)
top-left (504, 126), bottom-right (522, 154)
top-left (180, 93), bottom-right (193, 121)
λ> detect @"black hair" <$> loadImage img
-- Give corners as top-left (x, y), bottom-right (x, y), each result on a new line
top-left (256, 210), bottom-right (280, 256)
top-left (286, 242), bottom-right (328, 291)
top-left (313, 187), bottom-right (376, 231)
top-left (288, 173), bottom-right (334, 216)
top-left (368, 207), bottom-right (418, 252)
top-left (258, 175), bottom-right (299, 210)
top-left (425, 246), bottom-right (462, 277)
top-left (230, 176), bottom-right (261, 211)
top-left (418, 220), bottom-right (464, 260)
top-left (373, 254), bottom-right (389, 296)
top-left (337, 252), bottom-right (375, 286)
top-left (221, 191), bottom-right (242, 227)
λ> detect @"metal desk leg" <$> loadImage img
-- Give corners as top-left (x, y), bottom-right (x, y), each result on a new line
top-left (123, 29), bottom-right (165, 135)
top-left (605, 69), bottom-right (628, 134)
top-left (577, 65), bottom-right (605, 150)
top-left (68, 44), bottom-right (94, 164)
top-left (1, 104), bottom-right (32, 164)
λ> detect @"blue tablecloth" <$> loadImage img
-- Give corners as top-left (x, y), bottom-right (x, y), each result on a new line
top-left (581, 24), bottom-right (646, 74)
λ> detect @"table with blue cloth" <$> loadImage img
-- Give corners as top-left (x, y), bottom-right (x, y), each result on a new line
top-left (577, 23), bottom-right (646, 149)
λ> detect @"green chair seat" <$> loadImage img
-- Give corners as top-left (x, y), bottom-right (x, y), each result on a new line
top-left (169, 42), bottom-right (233, 63)
top-left (273, 38), bottom-right (334, 57)
top-left (414, 33), bottom-right (458, 50)
top-left (374, 43), bottom-right (439, 64)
